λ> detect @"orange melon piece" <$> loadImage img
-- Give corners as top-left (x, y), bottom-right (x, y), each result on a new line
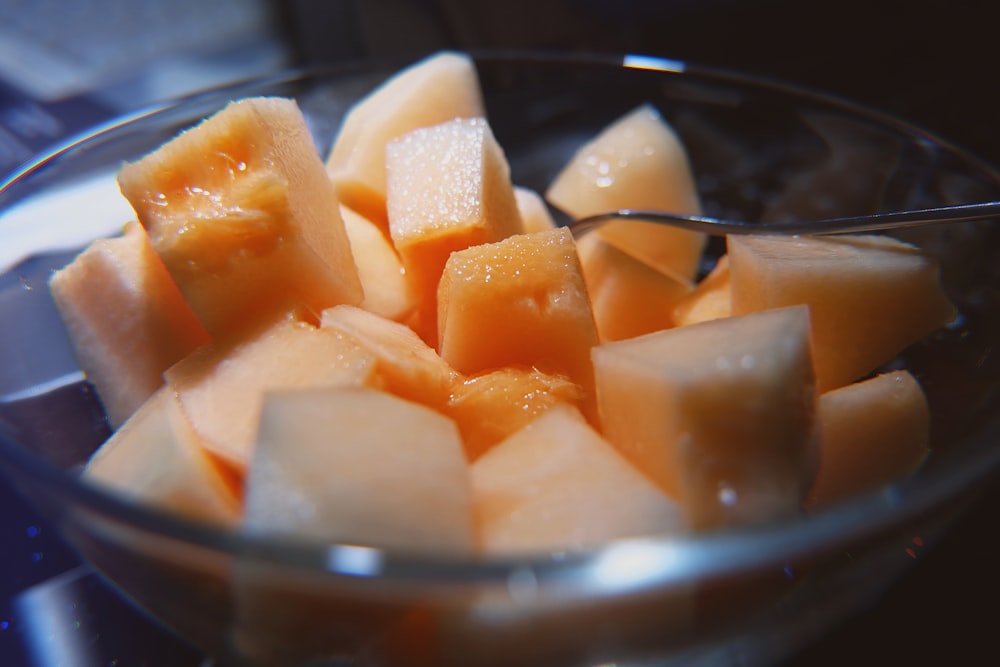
top-left (49, 222), bottom-right (211, 427)
top-left (445, 366), bottom-right (583, 461)
top-left (437, 228), bottom-right (600, 423)
top-left (340, 205), bottom-right (415, 322)
top-left (243, 386), bottom-right (473, 555)
top-left (806, 370), bottom-right (930, 510)
top-left (319, 304), bottom-right (459, 410)
top-left (575, 231), bottom-right (693, 342)
top-left (118, 96), bottom-right (362, 338)
top-left (471, 404), bottom-right (684, 555)
top-left (514, 186), bottom-right (557, 233)
top-left (165, 315), bottom-right (379, 473)
top-left (592, 305), bottom-right (817, 531)
top-left (326, 51), bottom-right (485, 228)
top-left (83, 387), bottom-right (240, 526)
top-left (728, 234), bottom-right (957, 392)
top-left (386, 117), bottom-right (523, 343)
top-left (545, 104), bottom-right (706, 280)
top-left (673, 255), bottom-right (732, 327)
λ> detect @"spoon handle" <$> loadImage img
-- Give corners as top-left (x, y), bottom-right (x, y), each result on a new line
top-left (568, 201), bottom-right (1000, 237)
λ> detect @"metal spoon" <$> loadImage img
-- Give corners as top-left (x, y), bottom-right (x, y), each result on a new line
top-left (563, 201), bottom-right (1000, 237)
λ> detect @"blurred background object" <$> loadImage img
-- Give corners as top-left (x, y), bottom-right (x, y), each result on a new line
top-left (1, 1), bottom-right (998, 665)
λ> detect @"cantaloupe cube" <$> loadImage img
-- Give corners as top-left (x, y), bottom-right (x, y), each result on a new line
top-left (471, 404), bottom-right (684, 555)
top-left (545, 104), bottom-right (706, 280)
top-left (83, 387), bottom-right (240, 525)
top-left (728, 234), bottom-right (957, 392)
top-left (514, 186), bottom-right (557, 233)
top-left (340, 205), bottom-right (415, 322)
top-left (592, 305), bottom-right (817, 531)
top-left (319, 304), bottom-right (459, 410)
top-left (118, 97), bottom-right (362, 338)
top-left (576, 231), bottom-right (693, 342)
top-left (326, 51), bottom-right (485, 228)
top-left (243, 386), bottom-right (473, 555)
top-left (673, 255), bottom-right (732, 327)
top-left (49, 222), bottom-right (211, 427)
top-left (386, 117), bottom-right (523, 343)
top-left (445, 367), bottom-right (583, 461)
top-left (165, 316), bottom-right (379, 472)
top-left (437, 228), bottom-right (600, 423)
top-left (806, 370), bottom-right (930, 510)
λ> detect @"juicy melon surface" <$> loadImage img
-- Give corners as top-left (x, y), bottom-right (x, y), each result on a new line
top-left (437, 228), bottom-right (600, 423)
top-left (49, 222), bottom-right (211, 427)
top-left (471, 404), bottom-right (684, 556)
top-left (83, 387), bottom-right (240, 526)
top-left (592, 305), bottom-right (818, 531)
top-left (326, 51), bottom-right (485, 227)
top-left (806, 370), bottom-right (930, 510)
top-left (243, 386), bottom-right (474, 555)
top-left (165, 316), bottom-right (379, 472)
top-left (728, 234), bottom-right (957, 391)
top-left (386, 116), bottom-right (523, 344)
top-left (545, 104), bottom-right (706, 280)
top-left (118, 96), bottom-right (362, 338)
top-left (575, 231), bottom-right (693, 342)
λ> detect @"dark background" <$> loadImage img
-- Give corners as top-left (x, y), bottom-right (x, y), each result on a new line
top-left (2, 1), bottom-right (999, 665)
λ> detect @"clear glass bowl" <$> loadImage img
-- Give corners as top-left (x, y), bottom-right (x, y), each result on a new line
top-left (2, 51), bottom-right (1000, 667)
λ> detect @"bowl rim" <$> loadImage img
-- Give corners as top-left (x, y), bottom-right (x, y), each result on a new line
top-left (3, 49), bottom-right (1000, 597)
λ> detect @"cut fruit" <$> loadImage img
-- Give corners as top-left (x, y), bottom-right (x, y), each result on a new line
top-left (471, 404), bottom-right (684, 556)
top-left (165, 315), bottom-right (379, 473)
top-left (592, 305), bottom-right (817, 531)
top-left (437, 228), bottom-right (599, 423)
top-left (806, 370), bottom-right (930, 510)
top-left (514, 186), bottom-right (557, 233)
top-left (575, 231), bottom-right (692, 342)
top-left (83, 387), bottom-right (240, 526)
top-left (340, 205), bottom-right (415, 322)
top-left (728, 234), bottom-right (957, 391)
top-left (386, 117), bottom-right (523, 344)
top-left (118, 96), bottom-right (362, 338)
top-left (326, 51), bottom-right (485, 228)
top-left (243, 386), bottom-right (473, 555)
top-left (545, 104), bottom-right (706, 280)
top-left (49, 222), bottom-right (211, 427)
top-left (673, 255), bottom-right (732, 327)
top-left (319, 304), bottom-right (459, 410)
top-left (445, 367), bottom-right (583, 461)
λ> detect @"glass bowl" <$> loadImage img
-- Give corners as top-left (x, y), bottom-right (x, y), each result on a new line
top-left (2, 51), bottom-right (1000, 667)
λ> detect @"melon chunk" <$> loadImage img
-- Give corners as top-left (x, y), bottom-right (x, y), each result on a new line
top-left (340, 205), bottom-right (415, 322)
top-left (806, 370), bottom-right (930, 510)
top-left (728, 234), bottom-right (957, 392)
top-left (592, 305), bottom-right (817, 531)
top-left (673, 255), bottom-right (732, 327)
top-left (545, 104), bottom-right (706, 280)
top-left (576, 231), bottom-right (693, 342)
top-left (83, 387), bottom-right (240, 525)
top-left (471, 404), bottom-right (684, 555)
top-left (118, 96), bottom-right (362, 338)
top-left (319, 304), bottom-right (459, 410)
top-left (326, 51), bottom-right (485, 228)
top-left (437, 228), bottom-right (599, 423)
top-left (49, 222), bottom-right (211, 427)
top-left (165, 316), bottom-right (379, 473)
top-left (243, 386), bottom-right (473, 555)
top-left (514, 186), bottom-right (557, 233)
top-left (445, 367), bottom-right (583, 461)
top-left (386, 117), bottom-right (523, 343)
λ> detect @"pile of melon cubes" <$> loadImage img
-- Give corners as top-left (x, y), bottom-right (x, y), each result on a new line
top-left (49, 52), bottom-right (956, 557)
